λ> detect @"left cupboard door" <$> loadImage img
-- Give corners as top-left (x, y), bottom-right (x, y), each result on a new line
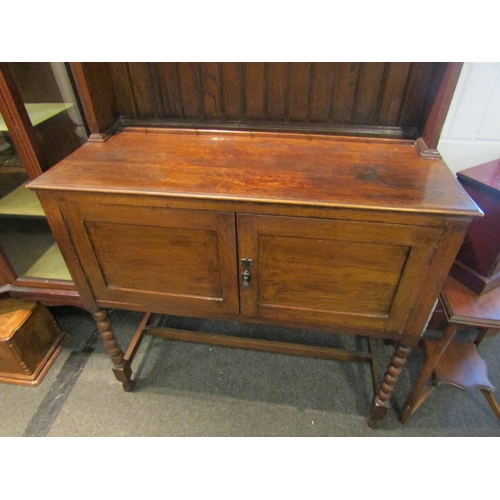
top-left (60, 200), bottom-right (240, 317)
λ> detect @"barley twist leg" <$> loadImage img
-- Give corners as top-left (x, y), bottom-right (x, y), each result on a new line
top-left (93, 309), bottom-right (133, 391)
top-left (368, 343), bottom-right (412, 428)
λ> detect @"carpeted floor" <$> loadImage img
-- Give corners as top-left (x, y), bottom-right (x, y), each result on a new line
top-left (1, 305), bottom-right (500, 437)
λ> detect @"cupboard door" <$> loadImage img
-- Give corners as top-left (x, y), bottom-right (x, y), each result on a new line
top-left (237, 214), bottom-right (443, 335)
top-left (60, 202), bottom-right (239, 316)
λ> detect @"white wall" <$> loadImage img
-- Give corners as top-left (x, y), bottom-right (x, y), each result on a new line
top-left (438, 62), bottom-right (500, 174)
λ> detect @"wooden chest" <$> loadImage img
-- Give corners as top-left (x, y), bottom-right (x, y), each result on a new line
top-left (0, 298), bottom-right (66, 385)
top-left (450, 158), bottom-right (500, 294)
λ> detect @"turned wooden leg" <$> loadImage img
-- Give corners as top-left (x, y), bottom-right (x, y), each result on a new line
top-left (401, 323), bottom-right (457, 424)
top-left (367, 343), bottom-right (412, 429)
top-left (93, 309), bottom-right (133, 391)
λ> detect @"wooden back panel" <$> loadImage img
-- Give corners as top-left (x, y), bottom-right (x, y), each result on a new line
top-left (107, 62), bottom-right (447, 139)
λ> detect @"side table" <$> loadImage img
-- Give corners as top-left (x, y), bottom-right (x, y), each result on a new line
top-left (401, 275), bottom-right (500, 423)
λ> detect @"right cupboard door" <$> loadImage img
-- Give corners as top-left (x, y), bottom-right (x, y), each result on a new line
top-left (237, 214), bottom-right (443, 336)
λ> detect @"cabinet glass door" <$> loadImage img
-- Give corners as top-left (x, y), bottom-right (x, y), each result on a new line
top-left (0, 62), bottom-right (87, 282)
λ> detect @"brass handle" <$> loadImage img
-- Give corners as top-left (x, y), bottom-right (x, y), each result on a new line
top-left (241, 258), bottom-right (253, 290)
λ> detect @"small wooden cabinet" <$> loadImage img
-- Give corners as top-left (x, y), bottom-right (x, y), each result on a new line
top-left (28, 128), bottom-right (481, 426)
top-left (0, 297), bottom-right (66, 385)
top-left (450, 158), bottom-right (500, 294)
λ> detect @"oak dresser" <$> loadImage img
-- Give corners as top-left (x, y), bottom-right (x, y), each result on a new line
top-left (28, 127), bottom-right (480, 426)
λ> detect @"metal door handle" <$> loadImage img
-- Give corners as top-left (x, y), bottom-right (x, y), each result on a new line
top-left (240, 258), bottom-right (253, 289)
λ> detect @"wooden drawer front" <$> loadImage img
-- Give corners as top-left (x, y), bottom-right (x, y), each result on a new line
top-left (60, 202), bottom-right (239, 316)
top-left (237, 214), bottom-right (443, 334)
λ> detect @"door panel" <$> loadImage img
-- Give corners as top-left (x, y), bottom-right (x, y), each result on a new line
top-left (86, 222), bottom-right (222, 297)
top-left (237, 214), bottom-right (443, 334)
top-left (60, 202), bottom-right (239, 316)
top-left (258, 235), bottom-right (409, 315)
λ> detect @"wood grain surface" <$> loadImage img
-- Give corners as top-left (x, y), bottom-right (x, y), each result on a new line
top-left (29, 128), bottom-right (478, 217)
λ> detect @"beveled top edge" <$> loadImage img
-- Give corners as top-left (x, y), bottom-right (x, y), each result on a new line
top-left (29, 184), bottom-right (482, 218)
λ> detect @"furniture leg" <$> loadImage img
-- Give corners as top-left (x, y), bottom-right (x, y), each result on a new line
top-left (367, 337), bottom-right (381, 396)
top-left (123, 312), bottom-right (151, 366)
top-left (401, 323), bottom-right (457, 423)
top-left (92, 309), bottom-right (133, 391)
top-left (367, 343), bottom-right (412, 428)
top-left (473, 327), bottom-right (498, 346)
top-left (405, 383), bottom-right (437, 416)
top-left (481, 390), bottom-right (500, 420)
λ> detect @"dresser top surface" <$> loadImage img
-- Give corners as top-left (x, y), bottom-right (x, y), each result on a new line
top-left (29, 128), bottom-right (480, 217)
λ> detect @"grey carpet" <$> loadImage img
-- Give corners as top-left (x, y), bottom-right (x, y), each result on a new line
top-left (1, 305), bottom-right (500, 436)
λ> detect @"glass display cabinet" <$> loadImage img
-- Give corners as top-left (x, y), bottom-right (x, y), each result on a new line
top-left (0, 62), bottom-right (87, 306)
